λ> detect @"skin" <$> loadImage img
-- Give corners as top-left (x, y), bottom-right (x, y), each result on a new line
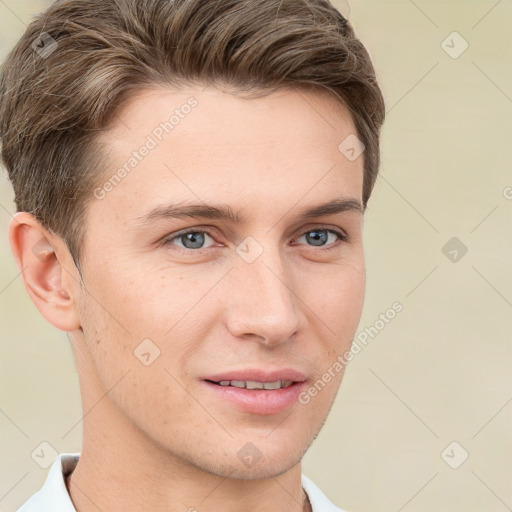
top-left (9, 85), bottom-right (366, 512)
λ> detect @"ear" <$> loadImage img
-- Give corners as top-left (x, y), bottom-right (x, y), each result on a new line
top-left (8, 212), bottom-right (82, 332)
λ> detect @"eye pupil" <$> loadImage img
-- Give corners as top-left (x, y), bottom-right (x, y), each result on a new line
top-left (306, 230), bottom-right (328, 246)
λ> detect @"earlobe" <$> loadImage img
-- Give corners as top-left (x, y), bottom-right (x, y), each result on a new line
top-left (8, 212), bottom-right (82, 332)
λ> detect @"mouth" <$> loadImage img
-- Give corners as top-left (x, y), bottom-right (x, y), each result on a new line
top-left (205, 379), bottom-right (294, 390)
top-left (201, 369), bottom-right (308, 415)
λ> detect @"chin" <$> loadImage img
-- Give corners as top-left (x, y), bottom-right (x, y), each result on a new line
top-left (190, 436), bottom-right (309, 481)
top-left (203, 454), bottom-right (304, 481)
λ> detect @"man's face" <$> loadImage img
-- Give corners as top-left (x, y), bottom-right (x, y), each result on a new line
top-left (73, 85), bottom-right (365, 478)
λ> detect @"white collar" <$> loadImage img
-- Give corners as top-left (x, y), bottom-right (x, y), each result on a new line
top-left (17, 453), bottom-right (346, 512)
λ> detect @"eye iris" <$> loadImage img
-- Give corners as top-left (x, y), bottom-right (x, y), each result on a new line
top-left (306, 230), bottom-right (328, 246)
top-left (181, 232), bottom-right (205, 249)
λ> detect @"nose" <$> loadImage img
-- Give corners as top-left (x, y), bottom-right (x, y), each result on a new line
top-left (224, 249), bottom-right (303, 347)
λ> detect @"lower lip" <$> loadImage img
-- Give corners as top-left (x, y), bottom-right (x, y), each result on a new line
top-left (202, 380), bottom-right (308, 415)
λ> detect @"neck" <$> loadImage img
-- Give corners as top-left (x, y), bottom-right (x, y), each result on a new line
top-left (66, 448), bottom-right (311, 512)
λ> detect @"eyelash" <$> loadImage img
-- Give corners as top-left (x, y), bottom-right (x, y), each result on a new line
top-left (162, 226), bottom-right (349, 253)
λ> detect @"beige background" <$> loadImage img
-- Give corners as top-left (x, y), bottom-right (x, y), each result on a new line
top-left (1, 1), bottom-right (511, 511)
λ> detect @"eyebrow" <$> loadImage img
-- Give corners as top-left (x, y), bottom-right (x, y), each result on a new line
top-left (132, 197), bottom-right (363, 227)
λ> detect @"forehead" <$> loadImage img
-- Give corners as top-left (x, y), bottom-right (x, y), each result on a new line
top-left (90, 85), bottom-right (363, 227)
top-left (101, 85), bottom-right (357, 154)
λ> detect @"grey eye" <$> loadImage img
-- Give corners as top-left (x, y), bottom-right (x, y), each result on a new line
top-left (298, 229), bottom-right (340, 247)
top-left (166, 231), bottom-right (215, 250)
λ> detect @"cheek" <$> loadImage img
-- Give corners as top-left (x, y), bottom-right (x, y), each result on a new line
top-left (83, 261), bottom-right (170, 338)
top-left (301, 266), bottom-right (364, 412)
top-left (76, 261), bottom-right (147, 374)
top-left (337, 270), bottom-right (366, 333)
top-left (77, 283), bottom-right (188, 426)
top-left (105, 260), bottom-right (222, 337)
top-left (300, 262), bottom-right (365, 402)
top-left (305, 258), bottom-right (365, 335)
top-left (78, 262), bottom-right (214, 386)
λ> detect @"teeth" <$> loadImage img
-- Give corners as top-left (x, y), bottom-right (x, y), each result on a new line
top-left (215, 380), bottom-right (294, 389)
top-left (246, 380), bottom-right (265, 389)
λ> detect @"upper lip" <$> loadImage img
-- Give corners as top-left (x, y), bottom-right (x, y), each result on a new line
top-left (203, 368), bottom-right (307, 383)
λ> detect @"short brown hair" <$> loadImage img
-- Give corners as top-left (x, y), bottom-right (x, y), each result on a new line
top-left (0, 0), bottom-right (385, 270)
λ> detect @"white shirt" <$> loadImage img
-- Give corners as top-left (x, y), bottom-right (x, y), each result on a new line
top-left (16, 453), bottom-right (347, 512)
